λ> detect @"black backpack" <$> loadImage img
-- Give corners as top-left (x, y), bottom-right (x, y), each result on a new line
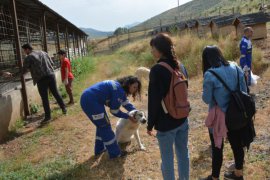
top-left (208, 67), bottom-right (256, 131)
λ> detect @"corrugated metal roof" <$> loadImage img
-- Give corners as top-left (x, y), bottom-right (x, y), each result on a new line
top-left (197, 15), bottom-right (219, 26)
top-left (5, 0), bottom-right (88, 36)
top-left (234, 12), bottom-right (270, 25)
top-left (186, 19), bottom-right (197, 28)
top-left (176, 21), bottom-right (188, 30)
top-left (211, 13), bottom-right (241, 27)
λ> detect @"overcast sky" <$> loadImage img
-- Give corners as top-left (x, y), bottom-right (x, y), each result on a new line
top-left (40, 0), bottom-right (191, 31)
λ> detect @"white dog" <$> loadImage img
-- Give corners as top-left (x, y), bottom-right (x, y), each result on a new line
top-left (135, 67), bottom-right (150, 82)
top-left (115, 110), bottom-right (147, 150)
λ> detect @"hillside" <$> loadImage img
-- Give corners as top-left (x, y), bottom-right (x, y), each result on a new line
top-left (80, 28), bottom-right (113, 39)
top-left (132, 0), bottom-right (264, 31)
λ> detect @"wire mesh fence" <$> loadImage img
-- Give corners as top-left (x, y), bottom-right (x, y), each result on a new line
top-left (0, 3), bottom-right (87, 95)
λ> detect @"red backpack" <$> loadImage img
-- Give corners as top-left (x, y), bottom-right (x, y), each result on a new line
top-left (159, 62), bottom-right (190, 119)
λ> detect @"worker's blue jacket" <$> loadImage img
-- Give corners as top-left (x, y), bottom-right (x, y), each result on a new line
top-left (239, 36), bottom-right (252, 69)
top-left (82, 80), bottom-right (135, 119)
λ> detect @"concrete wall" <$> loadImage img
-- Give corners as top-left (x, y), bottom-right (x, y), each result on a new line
top-left (0, 70), bottom-right (61, 142)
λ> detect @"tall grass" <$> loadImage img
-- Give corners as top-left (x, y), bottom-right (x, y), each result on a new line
top-left (111, 33), bottom-right (265, 77)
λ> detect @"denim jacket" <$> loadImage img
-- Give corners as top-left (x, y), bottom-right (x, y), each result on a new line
top-left (202, 63), bottom-right (247, 113)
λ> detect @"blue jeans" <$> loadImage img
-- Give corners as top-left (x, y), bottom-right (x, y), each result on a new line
top-left (156, 119), bottom-right (189, 180)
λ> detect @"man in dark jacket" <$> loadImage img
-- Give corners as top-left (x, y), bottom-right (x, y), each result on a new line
top-left (22, 43), bottom-right (66, 124)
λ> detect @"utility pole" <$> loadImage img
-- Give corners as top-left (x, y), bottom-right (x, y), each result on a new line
top-left (159, 18), bottom-right (162, 32)
top-left (177, 0), bottom-right (181, 20)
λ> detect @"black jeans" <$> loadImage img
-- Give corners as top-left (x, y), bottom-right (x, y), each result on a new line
top-left (209, 129), bottom-right (245, 178)
top-left (209, 131), bottom-right (224, 178)
top-left (37, 74), bottom-right (66, 119)
top-left (227, 130), bottom-right (245, 170)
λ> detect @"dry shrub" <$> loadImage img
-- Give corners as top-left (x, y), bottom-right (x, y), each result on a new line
top-left (96, 33), bottom-right (265, 79)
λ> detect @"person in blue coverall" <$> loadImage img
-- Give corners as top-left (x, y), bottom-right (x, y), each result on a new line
top-left (80, 76), bottom-right (141, 159)
top-left (239, 27), bottom-right (253, 87)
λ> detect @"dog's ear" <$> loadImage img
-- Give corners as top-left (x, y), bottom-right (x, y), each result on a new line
top-left (133, 110), bottom-right (138, 118)
top-left (139, 110), bottom-right (145, 115)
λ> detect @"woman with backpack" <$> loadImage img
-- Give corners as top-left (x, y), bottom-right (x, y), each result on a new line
top-left (147, 33), bottom-right (190, 180)
top-left (201, 46), bottom-right (255, 180)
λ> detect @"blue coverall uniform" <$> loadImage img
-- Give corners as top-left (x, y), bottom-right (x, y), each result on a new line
top-left (239, 36), bottom-right (252, 86)
top-left (80, 80), bottom-right (135, 158)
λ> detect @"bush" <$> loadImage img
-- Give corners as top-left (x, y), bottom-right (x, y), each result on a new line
top-left (29, 103), bottom-right (40, 114)
top-left (71, 57), bottom-right (96, 78)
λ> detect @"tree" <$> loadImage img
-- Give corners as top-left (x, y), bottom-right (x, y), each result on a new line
top-left (114, 27), bottom-right (128, 35)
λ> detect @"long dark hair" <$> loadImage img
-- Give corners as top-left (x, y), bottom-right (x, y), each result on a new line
top-left (202, 45), bottom-right (229, 75)
top-left (116, 76), bottom-right (141, 100)
top-left (150, 33), bottom-right (179, 70)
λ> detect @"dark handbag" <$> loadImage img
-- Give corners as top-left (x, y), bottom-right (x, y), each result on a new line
top-left (208, 67), bottom-right (256, 131)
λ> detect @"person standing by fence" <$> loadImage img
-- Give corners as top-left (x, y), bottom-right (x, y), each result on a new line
top-left (58, 50), bottom-right (74, 105)
top-left (21, 43), bottom-right (67, 124)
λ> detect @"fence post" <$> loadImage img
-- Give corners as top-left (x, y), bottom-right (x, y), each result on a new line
top-left (10, 0), bottom-right (30, 117)
top-left (65, 26), bottom-right (70, 59)
top-left (42, 11), bottom-right (48, 52)
top-left (56, 23), bottom-right (60, 53)
top-left (72, 32), bottom-right (76, 58)
top-left (76, 34), bottom-right (81, 57)
top-left (127, 30), bottom-right (130, 42)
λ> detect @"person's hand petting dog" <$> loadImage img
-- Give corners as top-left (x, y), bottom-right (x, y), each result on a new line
top-left (147, 130), bottom-right (156, 137)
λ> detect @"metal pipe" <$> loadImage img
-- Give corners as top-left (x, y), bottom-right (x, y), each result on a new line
top-left (10, 0), bottom-right (30, 117)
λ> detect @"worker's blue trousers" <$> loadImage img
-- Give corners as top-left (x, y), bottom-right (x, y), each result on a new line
top-left (240, 57), bottom-right (252, 86)
top-left (80, 91), bottom-right (121, 158)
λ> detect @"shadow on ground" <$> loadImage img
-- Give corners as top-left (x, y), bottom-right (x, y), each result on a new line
top-left (46, 152), bottom-right (128, 180)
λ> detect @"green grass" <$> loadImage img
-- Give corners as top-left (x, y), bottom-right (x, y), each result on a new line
top-left (0, 156), bottom-right (76, 180)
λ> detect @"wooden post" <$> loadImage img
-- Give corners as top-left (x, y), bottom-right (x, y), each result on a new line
top-left (78, 36), bottom-right (82, 56)
top-left (76, 34), bottom-right (81, 57)
top-left (25, 16), bottom-right (31, 43)
top-left (127, 30), bottom-right (130, 42)
top-left (65, 26), bottom-right (70, 59)
top-left (84, 36), bottom-right (87, 56)
top-left (10, 0), bottom-right (30, 117)
top-left (159, 19), bottom-right (162, 32)
top-left (72, 32), bottom-right (76, 58)
top-left (42, 11), bottom-right (48, 52)
top-left (56, 23), bottom-right (60, 52)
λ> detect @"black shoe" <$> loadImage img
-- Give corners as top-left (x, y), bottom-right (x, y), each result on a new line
top-left (120, 150), bottom-right (128, 157)
top-left (40, 117), bottom-right (51, 125)
top-left (110, 151), bottom-right (128, 159)
top-left (62, 108), bottom-right (67, 115)
top-left (200, 175), bottom-right (219, 180)
top-left (224, 171), bottom-right (244, 180)
top-left (95, 149), bottom-right (107, 156)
